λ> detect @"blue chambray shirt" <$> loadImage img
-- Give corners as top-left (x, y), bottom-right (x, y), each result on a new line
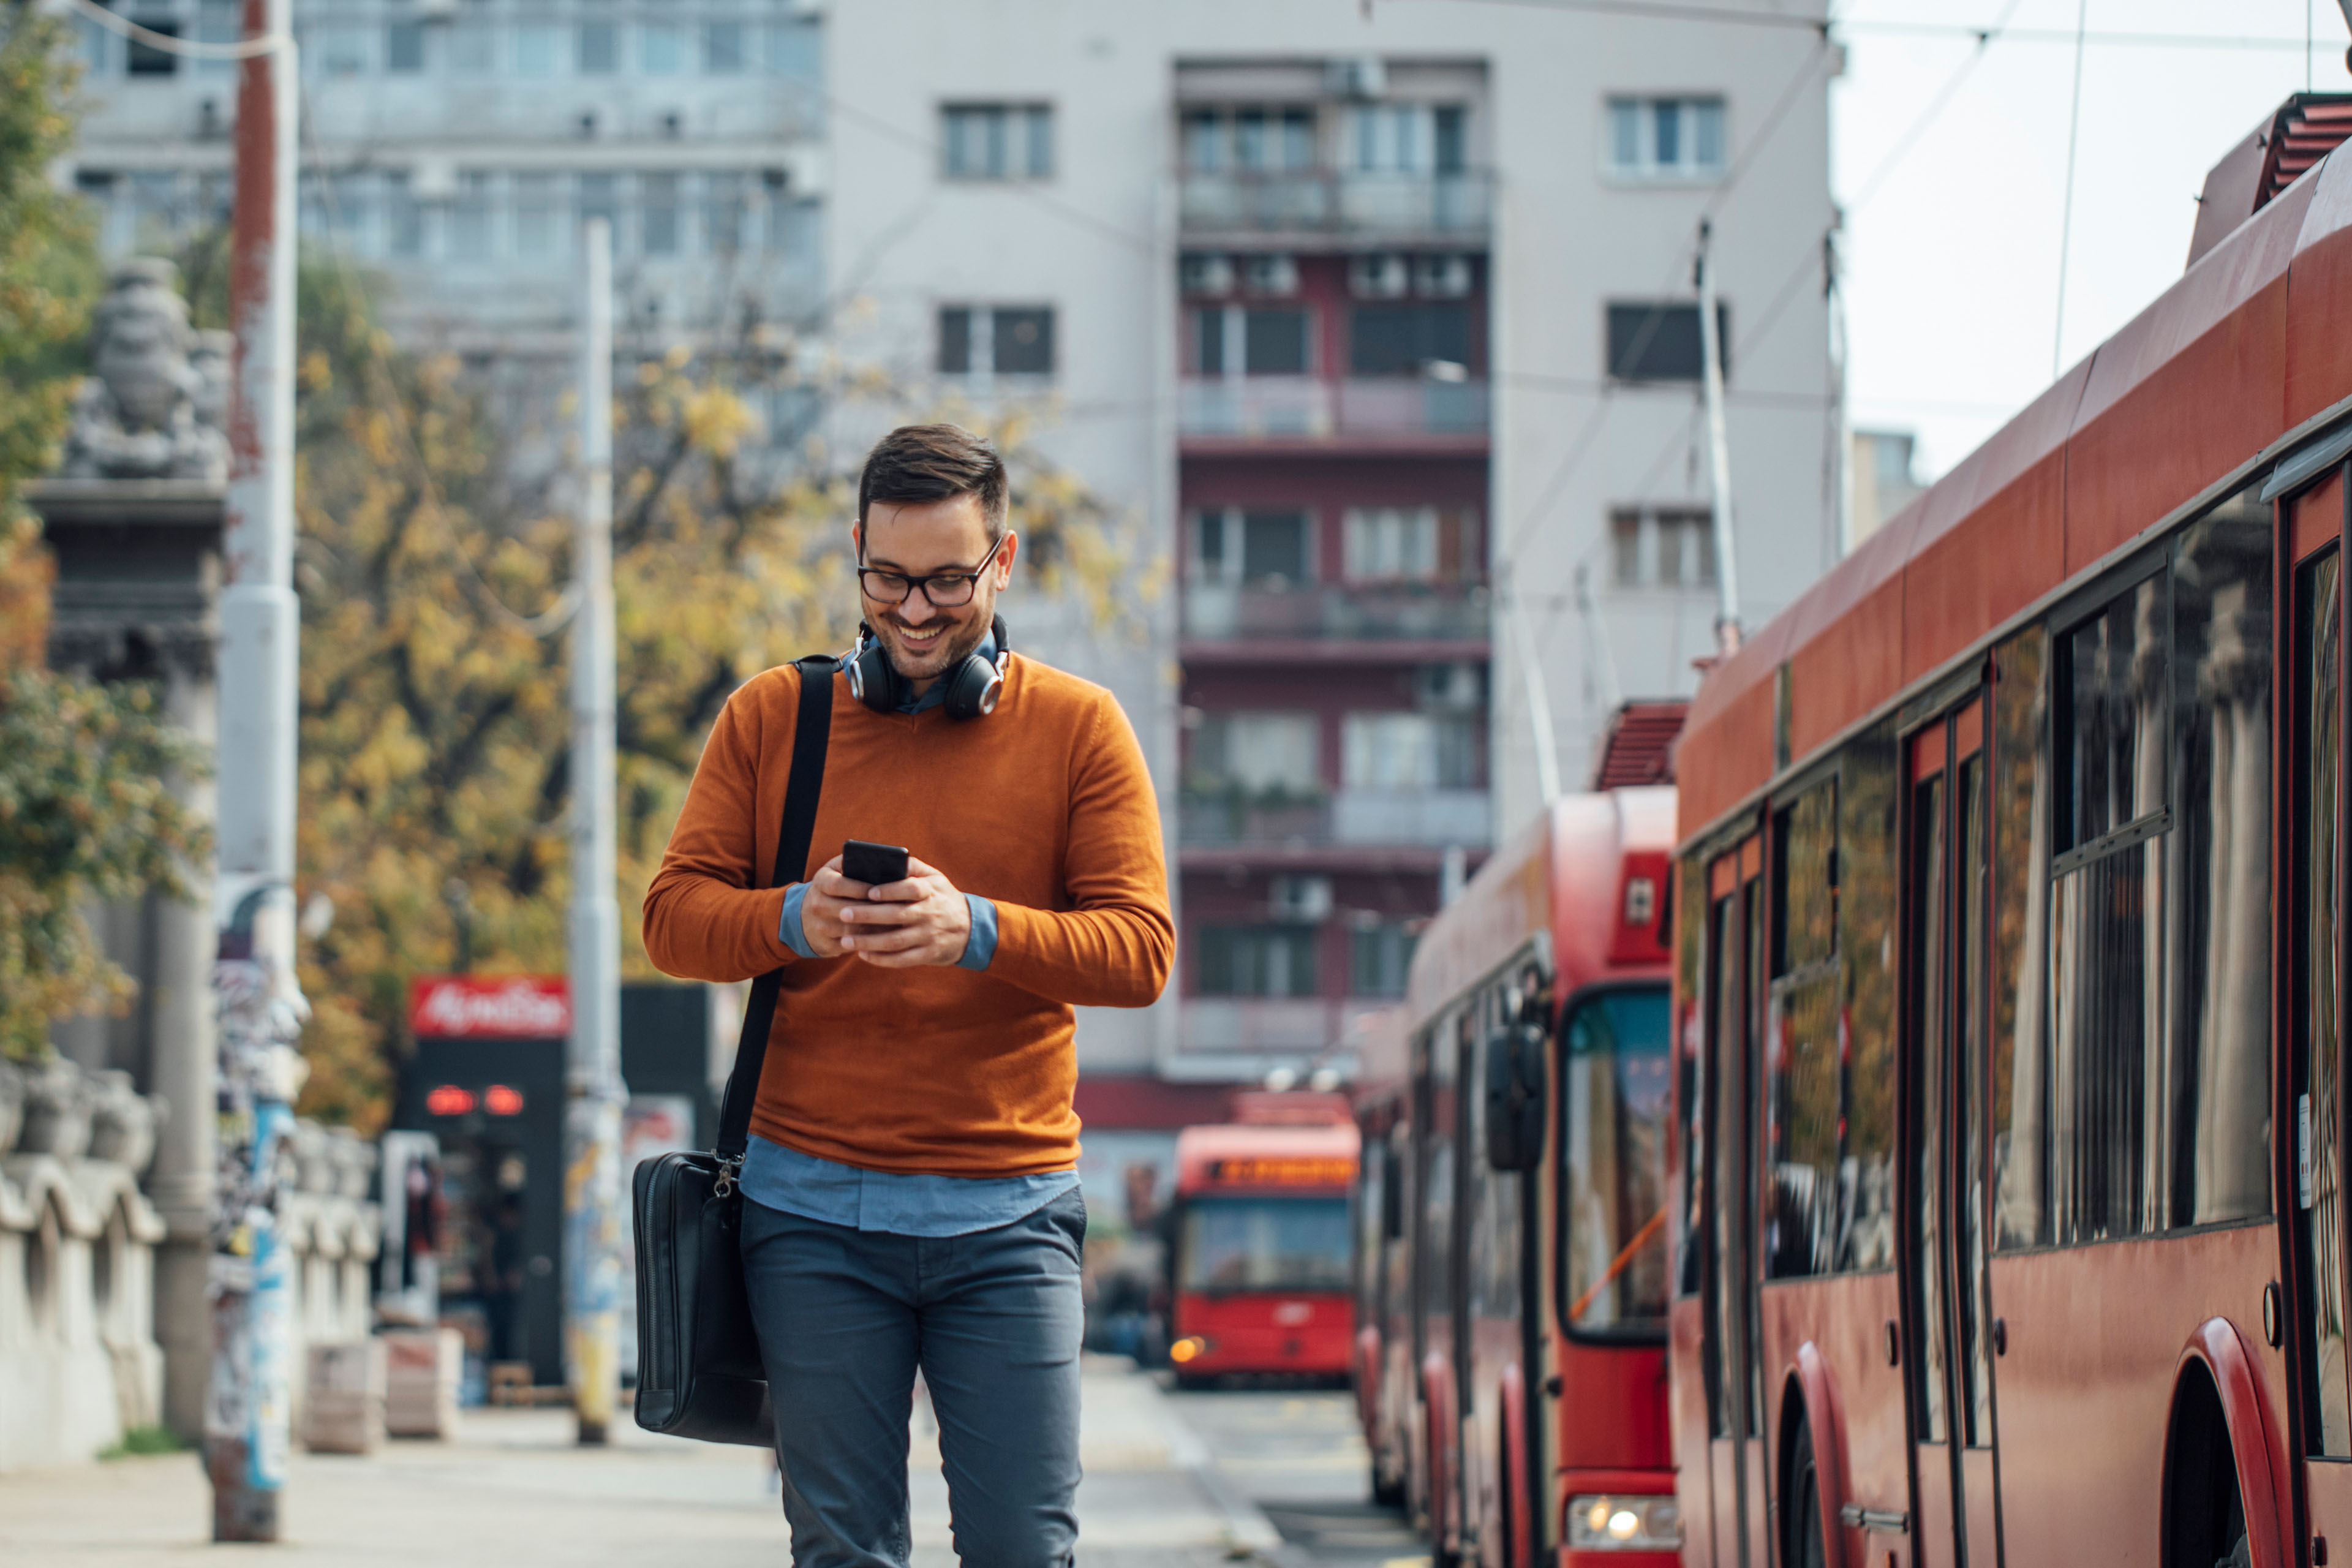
top-left (745, 630), bottom-right (1080, 1237)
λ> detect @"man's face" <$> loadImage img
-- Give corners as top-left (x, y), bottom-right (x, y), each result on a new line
top-left (853, 492), bottom-right (1017, 693)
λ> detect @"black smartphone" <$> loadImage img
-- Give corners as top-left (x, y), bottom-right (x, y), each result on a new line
top-left (841, 839), bottom-right (910, 888)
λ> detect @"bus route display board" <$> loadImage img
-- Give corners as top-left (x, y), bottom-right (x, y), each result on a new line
top-left (1203, 1156), bottom-right (1356, 1187)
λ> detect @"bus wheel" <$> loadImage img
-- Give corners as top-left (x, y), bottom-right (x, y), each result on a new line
top-left (2166, 1362), bottom-right (2250, 1568)
top-left (1784, 1419), bottom-right (1827, 1568)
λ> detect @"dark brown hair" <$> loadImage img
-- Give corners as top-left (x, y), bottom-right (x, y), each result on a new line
top-left (857, 423), bottom-right (1009, 537)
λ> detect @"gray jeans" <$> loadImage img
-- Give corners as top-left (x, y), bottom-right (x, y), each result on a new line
top-left (739, 1188), bottom-right (1087, 1568)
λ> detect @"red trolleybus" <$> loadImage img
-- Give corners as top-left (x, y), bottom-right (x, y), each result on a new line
top-left (1354, 787), bottom-right (1681, 1567)
top-left (1665, 97), bottom-right (2352, 1568)
top-left (1169, 1115), bottom-right (1359, 1382)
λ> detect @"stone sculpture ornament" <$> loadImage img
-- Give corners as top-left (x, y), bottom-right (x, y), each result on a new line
top-left (59, 258), bottom-right (229, 485)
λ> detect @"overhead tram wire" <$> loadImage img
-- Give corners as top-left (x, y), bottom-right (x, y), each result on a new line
top-left (2053, 0), bottom-right (2092, 380)
top-left (1398, 0), bottom-right (2318, 51)
top-left (1551, 0), bottom-right (2029, 597)
top-left (1494, 29), bottom-right (1836, 582)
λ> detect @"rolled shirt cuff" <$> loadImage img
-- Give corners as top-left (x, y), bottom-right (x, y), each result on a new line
top-left (780, 883), bottom-right (995, 970)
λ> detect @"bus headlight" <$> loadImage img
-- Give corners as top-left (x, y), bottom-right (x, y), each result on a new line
top-left (1566, 1494), bottom-right (1681, 1550)
top-left (1169, 1336), bottom-right (1213, 1364)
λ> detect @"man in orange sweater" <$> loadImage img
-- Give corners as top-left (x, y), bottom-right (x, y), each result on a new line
top-left (643, 423), bottom-right (1172, 1568)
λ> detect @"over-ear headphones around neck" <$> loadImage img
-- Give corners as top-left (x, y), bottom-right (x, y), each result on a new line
top-left (845, 614), bottom-right (1011, 721)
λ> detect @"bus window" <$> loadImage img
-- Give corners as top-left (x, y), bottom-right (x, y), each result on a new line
top-left (1558, 986), bottom-right (1672, 1336)
top-left (1766, 780), bottom-right (1839, 1279)
top-left (1841, 720), bottom-right (1901, 1271)
top-left (1674, 856), bottom-right (1708, 1300)
top-left (1991, 627), bottom-right (2051, 1250)
top-left (1180, 1194), bottom-right (1352, 1294)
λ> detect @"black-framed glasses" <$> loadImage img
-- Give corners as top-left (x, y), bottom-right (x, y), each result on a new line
top-left (857, 533), bottom-right (1006, 608)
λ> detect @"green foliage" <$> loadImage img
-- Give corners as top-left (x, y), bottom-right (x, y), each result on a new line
top-left (0, 11), bottom-right (205, 1063)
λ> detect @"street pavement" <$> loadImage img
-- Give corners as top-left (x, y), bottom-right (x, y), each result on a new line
top-left (0, 1357), bottom-right (1281, 1568)
top-left (1164, 1385), bottom-right (1427, 1568)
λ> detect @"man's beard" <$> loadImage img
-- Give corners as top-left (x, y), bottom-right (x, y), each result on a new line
top-left (877, 611), bottom-right (989, 680)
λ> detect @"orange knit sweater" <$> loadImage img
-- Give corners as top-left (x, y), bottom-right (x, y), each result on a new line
top-left (641, 655), bottom-right (1173, 1176)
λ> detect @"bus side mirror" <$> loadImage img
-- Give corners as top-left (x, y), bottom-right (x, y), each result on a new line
top-left (1485, 1022), bottom-right (1547, 1172)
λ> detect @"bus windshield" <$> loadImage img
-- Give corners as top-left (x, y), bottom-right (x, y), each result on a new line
top-left (1558, 986), bottom-right (1672, 1336)
top-left (1179, 1195), bottom-right (1352, 1295)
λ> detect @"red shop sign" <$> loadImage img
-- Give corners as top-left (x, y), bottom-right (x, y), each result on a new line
top-left (407, 974), bottom-right (571, 1039)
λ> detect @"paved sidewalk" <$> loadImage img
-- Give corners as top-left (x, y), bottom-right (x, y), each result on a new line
top-left (0, 1357), bottom-right (1268, 1568)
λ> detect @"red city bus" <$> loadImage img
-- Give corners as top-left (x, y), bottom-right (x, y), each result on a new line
top-left (1354, 787), bottom-right (1681, 1567)
top-left (1665, 97), bottom-right (2352, 1568)
top-left (1169, 1116), bottom-right (1360, 1382)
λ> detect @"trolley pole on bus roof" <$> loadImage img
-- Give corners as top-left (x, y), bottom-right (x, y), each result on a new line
top-left (1695, 221), bottom-right (1743, 656)
top-left (208, 0), bottom-right (306, 1539)
top-left (565, 215), bottom-right (627, 1446)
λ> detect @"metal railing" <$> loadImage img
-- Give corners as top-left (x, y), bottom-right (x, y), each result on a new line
top-left (1178, 170), bottom-right (1493, 236)
top-left (1181, 581), bottom-right (1490, 643)
top-left (1179, 377), bottom-right (1488, 439)
top-left (1179, 788), bottom-right (1490, 850)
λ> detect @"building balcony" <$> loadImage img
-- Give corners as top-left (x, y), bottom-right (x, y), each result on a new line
top-left (1179, 377), bottom-right (1488, 443)
top-left (1177, 170), bottom-right (1491, 239)
top-left (1177, 997), bottom-right (1399, 1056)
top-left (1182, 581), bottom-right (1489, 646)
top-left (1179, 788), bottom-right (1491, 852)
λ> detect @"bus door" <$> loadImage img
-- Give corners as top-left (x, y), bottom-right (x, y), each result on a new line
top-left (2290, 470), bottom-right (2352, 1543)
top-left (1904, 697), bottom-right (2002, 1568)
top-left (1702, 838), bottom-right (1766, 1568)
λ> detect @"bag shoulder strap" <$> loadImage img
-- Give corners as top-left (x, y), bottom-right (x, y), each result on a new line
top-left (714, 654), bottom-right (837, 1164)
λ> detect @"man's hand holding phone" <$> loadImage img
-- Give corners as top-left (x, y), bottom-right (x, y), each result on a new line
top-left (799, 842), bottom-right (973, 968)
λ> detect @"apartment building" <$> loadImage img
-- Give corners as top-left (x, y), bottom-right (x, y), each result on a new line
top-left (64, 0), bottom-right (829, 439)
top-left (829, 1), bottom-right (1836, 1095)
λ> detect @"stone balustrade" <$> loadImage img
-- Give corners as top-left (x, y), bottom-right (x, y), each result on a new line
top-left (0, 1058), bottom-right (381, 1471)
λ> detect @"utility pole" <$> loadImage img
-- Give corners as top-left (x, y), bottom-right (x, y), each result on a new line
top-left (1695, 220), bottom-right (1743, 656)
top-left (208, 0), bottom-right (304, 1540)
top-left (565, 216), bottom-right (627, 1445)
top-left (1505, 573), bottom-right (1562, 809)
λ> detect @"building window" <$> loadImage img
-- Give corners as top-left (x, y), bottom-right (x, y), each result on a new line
top-left (514, 175), bottom-right (559, 257)
top-left (385, 20), bottom-right (424, 72)
top-left (1351, 921), bottom-right (1419, 998)
top-left (641, 21), bottom-right (684, 74)
top-left (1197, 925), bottom-right (1321, 998)
top-left (704, 20), bottom-right (745, 74)
top-left (448, 172), bottom-right (493, 261)
top-left (1343, 711), bottom-right (1479, 791)
top-left (1343, 507), bottom-right (1439, 582)
top-left (1350, 301), bottom-right (1470, 377)
top-left (1190, 710), bottom-right (1321, 797)
top-left (1605, 301), bottom-right (1727, 383)
top-left (766, 17), bottom-right (820, 81)
top-left (578, 172), bottom-right (617, 246)
top-left (1606, 96), bottom-right (1725, 180)
top-left (314, 24), bottom-right (369, 77)
top-left (578, 20), bottom-right (617, 73)
top-left (386, 172), bottom-right (424, 257)
top-left (514, 22), bottom-right (562, 77)
top-left (1191, 306), bottom-right (1310, 377)
top-left (641, 174), bottom-right (680, 256)
top-left (126, 18), bottom-right (180, 75)
top-left (705, 172), bottom-right (746, 254)
top-left (938, 305), bottom-right (1057, 377)
top-left (1182, 106), bottom-right (1318, 173)
top-left (1610, 507), bottom-right (1717, 590)
top-left (1194, 510), bottom-right (1313, 586)
top-left (942, 104), bottom-right (1054, 181)
top-left (1351, 104), bottom-right (1468, 174)
top-left (447, 18), bottom-right (494, 72)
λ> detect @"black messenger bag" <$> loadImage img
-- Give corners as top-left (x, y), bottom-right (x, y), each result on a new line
top-left (631, 653), bottom-right (834, 1446)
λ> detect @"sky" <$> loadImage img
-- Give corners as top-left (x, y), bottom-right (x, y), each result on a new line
top-left (1831, 0), bottom-right (2346, 480)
